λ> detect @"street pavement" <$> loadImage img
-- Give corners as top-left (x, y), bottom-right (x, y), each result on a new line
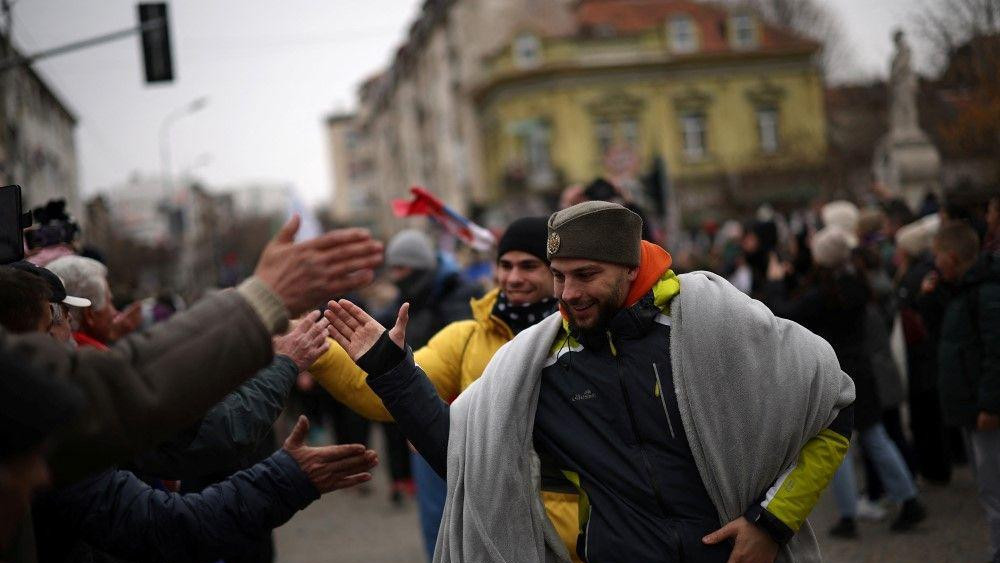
top-left (275, 436), bottom-right (990, 563)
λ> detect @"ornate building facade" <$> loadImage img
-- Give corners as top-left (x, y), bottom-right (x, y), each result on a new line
top-left (328, 0), bottom-right (828, 232)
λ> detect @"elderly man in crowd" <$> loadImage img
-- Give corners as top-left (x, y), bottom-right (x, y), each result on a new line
top-left (46, 255), bottom-right (119, 349)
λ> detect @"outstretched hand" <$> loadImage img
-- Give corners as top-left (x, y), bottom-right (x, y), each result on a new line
top-left (273, 310), bottom-right (331, 371)
top-left (282, 415), bottom-right (378, 494)
top-left (253, 215), bottom-right (384, 317)
top-left (324, 300), bottom-right (409, 362)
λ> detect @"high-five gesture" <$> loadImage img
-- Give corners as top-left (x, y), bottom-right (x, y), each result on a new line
top-left (324, 300), bottom-right (409, 362)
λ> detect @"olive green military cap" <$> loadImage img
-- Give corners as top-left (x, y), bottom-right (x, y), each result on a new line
top-left (546, 201), bottom-right (642, 267)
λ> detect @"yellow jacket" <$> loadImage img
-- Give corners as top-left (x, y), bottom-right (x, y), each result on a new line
top-left (310, 288), bottom-right (581, 561)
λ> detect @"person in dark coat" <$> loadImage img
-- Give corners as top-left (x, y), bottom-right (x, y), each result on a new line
top-left (923, 221), bottom-right (1000, 560)
top-left (763, 226), bottom-right (925, 538)
top-left (33, 415), bottom-right (377, 563)
top-left (894, 219), bottom-right (954, 484)
top-left (128, 311), bottom-right (331, 563)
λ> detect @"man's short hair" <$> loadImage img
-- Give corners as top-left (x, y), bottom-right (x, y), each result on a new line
top-left (0, 268), bottom-right (52, 333)
top-left (46, 255), bottom-right (109, 310)
top-left (934, 221), bottom-right (981, 264)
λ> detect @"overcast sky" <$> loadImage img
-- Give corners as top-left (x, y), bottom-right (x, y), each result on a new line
top-left (14, 0), bottom-right (929, 206)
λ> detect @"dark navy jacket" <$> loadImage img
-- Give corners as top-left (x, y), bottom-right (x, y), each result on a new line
top-left (33, 450), bottom-right (317, 563)
top-left (365, 291), bottom-right (731, 562)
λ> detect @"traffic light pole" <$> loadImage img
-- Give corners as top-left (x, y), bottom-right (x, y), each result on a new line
top-left (0, 17), bottom-right (164, 73)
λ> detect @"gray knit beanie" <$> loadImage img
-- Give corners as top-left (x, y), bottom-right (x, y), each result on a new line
top-left (385, 229), bottom-right (436, 270)
top-left (547, 201), bottom-right (642, 267)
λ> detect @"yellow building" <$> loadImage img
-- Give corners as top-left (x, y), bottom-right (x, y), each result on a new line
top-left (475, 0), bottom-right (828, 226)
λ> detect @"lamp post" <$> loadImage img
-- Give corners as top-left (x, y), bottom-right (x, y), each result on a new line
top-left (159, 96), bottom-right (208, 197)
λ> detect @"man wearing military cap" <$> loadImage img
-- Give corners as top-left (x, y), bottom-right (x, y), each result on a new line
top-left (326, 201), bottom-right (855, 563)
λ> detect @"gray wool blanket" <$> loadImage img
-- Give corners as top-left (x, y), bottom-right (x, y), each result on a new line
top-left (433, 271), bottom-right (855, 563)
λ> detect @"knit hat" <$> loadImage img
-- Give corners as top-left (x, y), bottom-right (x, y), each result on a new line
top-left (497, 217), bottom-right (549, 263)
top-left (821, 200), bottom-right (860, 234)
top-left (385, 229), bottom-right (436, 270)
top-left (811, 226), bottom-right (857, 268)
top-left (546, 201), bottom-right (642, 267)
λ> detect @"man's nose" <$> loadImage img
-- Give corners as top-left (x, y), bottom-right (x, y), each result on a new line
top-left (507, 268), bottom-right (525, 285)
top-left (559, 280), bottom-right (581, 302)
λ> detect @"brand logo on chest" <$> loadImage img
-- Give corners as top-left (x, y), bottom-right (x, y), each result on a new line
top-left (571, 389), bottom-right (598, 402)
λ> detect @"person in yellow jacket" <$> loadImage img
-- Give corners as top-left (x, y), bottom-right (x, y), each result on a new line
top-left (310, 217), bottom-right (583, 561)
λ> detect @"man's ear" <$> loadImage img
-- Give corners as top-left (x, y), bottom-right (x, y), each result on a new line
top-left (81, 307), bottom-right (95, 327)
top-left (627, 267), bottom-right (639, 282)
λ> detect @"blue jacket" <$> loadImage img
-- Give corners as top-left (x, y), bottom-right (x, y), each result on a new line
top-left (33, 450), bottom-right (317, 563)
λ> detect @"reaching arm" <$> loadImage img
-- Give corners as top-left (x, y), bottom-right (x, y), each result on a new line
top-left (325, 300), bottom-right (452, 477)
top-left (5, 217), bottom-right (384, 484)
top-left (41, 416), bottom-right (377, 563)
top-left (130, 355), bottom-right (299, 479)
top-left (6, 286), bottom-right (276, 484)
top-left (42, 451), bottom-right (318, 563)
top-left (310, 321), bottom-right (469, 422)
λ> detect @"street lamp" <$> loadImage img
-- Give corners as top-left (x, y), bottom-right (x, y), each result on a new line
top-left (159, 96), bottom-right (208, 197)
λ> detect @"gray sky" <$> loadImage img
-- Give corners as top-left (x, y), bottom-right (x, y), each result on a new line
top-left (14, 0), bottom-right (927, 206)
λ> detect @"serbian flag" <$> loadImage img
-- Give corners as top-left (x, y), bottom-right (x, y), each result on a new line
top-left (392, 186), bottom-right (496, 251)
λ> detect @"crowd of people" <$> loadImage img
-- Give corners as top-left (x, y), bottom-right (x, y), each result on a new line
top-left (0, 178), bottom-right (997, 563)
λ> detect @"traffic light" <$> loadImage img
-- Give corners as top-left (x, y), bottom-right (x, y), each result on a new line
top-left (138, 3), bottom-right (174, 83)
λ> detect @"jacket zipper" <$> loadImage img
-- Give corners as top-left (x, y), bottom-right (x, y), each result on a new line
top-left (609, 332), bottom-right (672, 520)
top-left (653, 362), bottom-right (677, 439)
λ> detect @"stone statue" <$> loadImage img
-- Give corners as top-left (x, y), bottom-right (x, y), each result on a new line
top-left (889, 29), bottom-right (919, 139)
top-left (872, 29), bottom-right (940, 211)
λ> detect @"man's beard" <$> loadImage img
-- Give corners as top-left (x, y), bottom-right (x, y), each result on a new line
top-left (562, 276), bottom-right (628, 341)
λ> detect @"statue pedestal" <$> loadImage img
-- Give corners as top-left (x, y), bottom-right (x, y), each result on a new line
top-left (873, 128), bottom-right (941, 211)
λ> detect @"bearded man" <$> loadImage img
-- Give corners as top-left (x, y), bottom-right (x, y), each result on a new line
top-left (326, 202), bottom-right (855, 563)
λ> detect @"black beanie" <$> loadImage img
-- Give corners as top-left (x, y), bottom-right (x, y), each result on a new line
top-left (497, 216), bottom-right (549, 263)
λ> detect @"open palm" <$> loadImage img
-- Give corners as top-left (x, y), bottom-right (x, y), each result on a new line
top-left (325, 299), bottom-right (409, 362)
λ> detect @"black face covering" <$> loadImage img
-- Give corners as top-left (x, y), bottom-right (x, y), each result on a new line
top-left (492, 292), bottom-right (559, 335)
top-left (396, 268), bottom-right (436, 308)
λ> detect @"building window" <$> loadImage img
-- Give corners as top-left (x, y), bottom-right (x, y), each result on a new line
top-left (757, 107), bottom-right (779, 153)
top-left (595, 119), bottom-right (614, 156)
top-left (680, 113), bottom-right (707, 160)
top-left (669, 16), bottom-right (698, 54)
top-left (621, 118), bottom-right (639, 147)
top-left (731, 14), bottom-right (757, 49)
top-left (513, 34), bottom-right (542, 69)
top-left (510, 118), bottom-right (553, 189)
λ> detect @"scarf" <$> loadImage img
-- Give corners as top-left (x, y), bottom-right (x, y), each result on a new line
top-left (492, 293), bottom-right (558, 335)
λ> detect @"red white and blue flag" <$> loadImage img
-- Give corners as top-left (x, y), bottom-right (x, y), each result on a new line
top-left (392, 186), bottom-right (496, 251)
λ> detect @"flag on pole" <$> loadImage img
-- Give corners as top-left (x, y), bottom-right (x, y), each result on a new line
top-left (392, 186), bottom-right (496, 251)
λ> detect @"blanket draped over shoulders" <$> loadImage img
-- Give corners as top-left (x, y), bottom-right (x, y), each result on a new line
top-left (435, 271), bottom-right (855, 563)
